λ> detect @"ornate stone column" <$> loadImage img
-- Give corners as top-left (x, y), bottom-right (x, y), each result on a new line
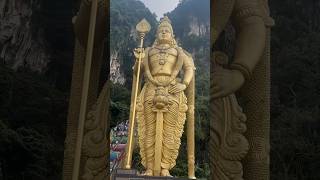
top-left (210, 0), bottom-right (274, 179)
top-left (63, 0), bottom-right (109, 179)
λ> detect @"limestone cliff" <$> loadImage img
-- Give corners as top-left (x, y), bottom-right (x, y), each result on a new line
top-left (188, 16), bottom-right (209, 37)
top-left (167, 0), bottom-right (210, 71)
top-left (110, 0), bottom-right (157, 85)
top-left (110, 50), bottom-right (125, 84)
top-left (0, 0), bottom-right (48, 72)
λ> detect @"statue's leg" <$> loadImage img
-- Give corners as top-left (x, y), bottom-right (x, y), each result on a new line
top-left (143, 101), bottom-right (156, 174)
top-left (161, 99), bottom-right (186, 173)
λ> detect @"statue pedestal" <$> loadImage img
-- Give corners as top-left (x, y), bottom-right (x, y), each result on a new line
top-left (112, 169), bottom-right (188, 180)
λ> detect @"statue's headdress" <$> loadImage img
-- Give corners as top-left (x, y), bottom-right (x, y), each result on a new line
top-left (157, 16), bottom-right (174, 36)
top-left (153, 16), bottom-right (177, 47)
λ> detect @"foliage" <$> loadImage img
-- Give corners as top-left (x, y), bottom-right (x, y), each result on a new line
top-left (110, 83), bottom-right (131, 128)
top-left (0, 66), bottom-right (67, 179)
top-left (269, 0), bottom-right (320, 179)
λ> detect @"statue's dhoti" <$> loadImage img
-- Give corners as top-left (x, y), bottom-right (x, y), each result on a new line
top-left (136, 75), bottom-right (188, 170)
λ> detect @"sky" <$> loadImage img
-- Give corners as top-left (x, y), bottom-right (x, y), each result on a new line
top-left (139, 0), bottom-right (180, 20)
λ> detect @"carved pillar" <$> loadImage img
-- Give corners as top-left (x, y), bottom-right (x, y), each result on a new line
top-left (63, 0), bottom-right (108, 179)
top-left (241, 25), bottom-right (272, 180)
top-left (211, 0), bottom-right (274, 179)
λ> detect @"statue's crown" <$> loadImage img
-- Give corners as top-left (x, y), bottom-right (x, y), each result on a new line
top-left (160, 16), bottom-right (172, 25)
top-left (158, 16), bottom-right (173, 33)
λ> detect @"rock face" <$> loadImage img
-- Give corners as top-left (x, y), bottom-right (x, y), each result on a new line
top-left (188, 16), bottom-right (209, 37)
top-left (110, 0), bottom-right (158, 85)
top-left (0, 0), bottom-right (49, 72)
top-left (167, 0), bottom-right (210, 73)
top-left (110, 50), bottom-right (126, 85)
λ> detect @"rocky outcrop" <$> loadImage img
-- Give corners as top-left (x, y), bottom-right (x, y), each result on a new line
top-left (188, 16), bottom-right (209, 37)
top-left (110, 0), bottom-right (158, 86)
top-left (110, 50), bottom-right (125, 85)
top-left (0, 0), bottom-right (49, 72)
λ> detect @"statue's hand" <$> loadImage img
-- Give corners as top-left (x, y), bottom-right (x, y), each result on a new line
top-left (169, 83), bottom-right (187, 94)
top-left (211, 67), bottom-right (245, 99)
top-left (133, 48), bottom-right (145, 59)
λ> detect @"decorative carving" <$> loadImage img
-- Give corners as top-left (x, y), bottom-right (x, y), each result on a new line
top-left (211, 0), bottom-right (273, 179)
top-left (210, 52), bottom-right (249, 180)
top-left (63, 0), bottom-right (108, 179)
top-left (82, 81), bottom-right (110, 180)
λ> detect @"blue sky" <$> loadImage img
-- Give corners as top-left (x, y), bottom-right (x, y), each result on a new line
top-left (139, 0), bottom-right (180, 20)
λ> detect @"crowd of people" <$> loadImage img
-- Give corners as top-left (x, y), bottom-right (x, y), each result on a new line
top-left (110, 121), bottom-right (129, 172)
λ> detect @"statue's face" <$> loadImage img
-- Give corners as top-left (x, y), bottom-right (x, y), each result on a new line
top-left (157, 26), bottom-right (173, 43)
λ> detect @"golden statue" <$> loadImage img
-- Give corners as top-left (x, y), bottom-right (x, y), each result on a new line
top-left (124, 16), bottom-right (196, 178)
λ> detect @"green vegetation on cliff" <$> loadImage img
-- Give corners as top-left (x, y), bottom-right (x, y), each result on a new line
top-left (269, 0), bottom-right (320, 179)
top-left (0, 66), bottom-right (67, 179)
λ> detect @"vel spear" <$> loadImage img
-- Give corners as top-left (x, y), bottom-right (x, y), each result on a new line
top-left (124, 19), bottom-right (151, 169)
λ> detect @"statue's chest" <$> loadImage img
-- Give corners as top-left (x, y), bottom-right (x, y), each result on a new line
top-left (149, 48), bottom-right (178, 68)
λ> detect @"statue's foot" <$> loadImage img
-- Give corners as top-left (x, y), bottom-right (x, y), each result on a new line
top-left (161, 169), bottom-right (172, 177)
top-left (142, 169), bottom-right (153, 176)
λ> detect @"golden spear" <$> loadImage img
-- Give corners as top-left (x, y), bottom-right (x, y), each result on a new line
top-left (72, 0), bottom-right (98, 179)
top-left (124, 19), bottom-right (151, 169)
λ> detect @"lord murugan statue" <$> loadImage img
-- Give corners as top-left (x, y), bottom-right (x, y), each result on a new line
top-left (211, 0), bottom-right (274, 179)
top-left (63, 0), bottom-right (274, 179)
top-left (123, 16), bottom-right (196, 179)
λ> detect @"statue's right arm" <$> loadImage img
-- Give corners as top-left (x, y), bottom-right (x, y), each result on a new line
top-left (230, 0), bottom-right (269, 80)
top-left (132, 60), bottom-right (144, 75)
top-left (133, 47), bottom-right (149, 75)
top-left (73, 0), bottom-right (107, 47)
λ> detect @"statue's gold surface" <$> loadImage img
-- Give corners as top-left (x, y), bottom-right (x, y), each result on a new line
top-left (125, 18), bottom-right (150, 170)
top-left (125, 16), bottom-right (196, 178)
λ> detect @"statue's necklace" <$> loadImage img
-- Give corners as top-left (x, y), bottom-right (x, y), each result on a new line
top-left (158, 52), bottom-right (169, 65)
top-left (155, 46), bottom-right (170, 65)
